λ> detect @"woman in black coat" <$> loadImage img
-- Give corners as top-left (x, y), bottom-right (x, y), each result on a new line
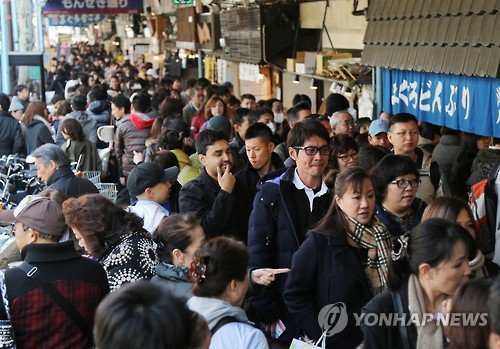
top-left (361, 219), bottom-right (474, 349)
top-left (283, 167), bottom-right (392, 348)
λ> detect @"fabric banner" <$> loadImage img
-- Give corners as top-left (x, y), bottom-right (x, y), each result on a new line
top-left (48, 14), bottom-right (106, 26)
top-left (42, 0), bottom-right (143, 14)
top-left (382, 68), bottom-right (500, 137)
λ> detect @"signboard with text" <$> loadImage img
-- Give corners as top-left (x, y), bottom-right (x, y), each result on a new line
top-left (42, 0), bottom-right (143, 14)
top-left (48, 14), bottom-right (106, 26)
top-left (382, 68), bottom-right (500, 137)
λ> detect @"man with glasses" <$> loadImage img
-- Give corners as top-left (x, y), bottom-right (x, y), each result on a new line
top-left (248, 119), bottom-right (332, 345)
top-left (330, 110), bottom-right (356, 138)
top-left (388, 113), bottom-right (443, 203)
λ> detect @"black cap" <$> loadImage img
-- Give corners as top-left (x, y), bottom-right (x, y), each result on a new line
top-left (127, 162), bottom-right (179, 196)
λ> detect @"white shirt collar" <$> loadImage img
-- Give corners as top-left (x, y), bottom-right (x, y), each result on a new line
top-left (292, 169), bottom-right (328, 211)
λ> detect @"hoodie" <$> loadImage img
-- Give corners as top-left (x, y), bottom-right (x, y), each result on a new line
top-left (129, 112), bottom-right (155, 130)
top-left (56, 111), bottom-right (98, 146)
top-left (187, 296), bottom-right (268, 348)
top-left (187, 296), bottom-right (248, 330)
top-left (87, 100), bottom-right (111, 128)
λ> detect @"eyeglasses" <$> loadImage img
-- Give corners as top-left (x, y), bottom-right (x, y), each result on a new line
top-left (390, 130), bottom-right (420, 137)
top-left (336, 153), bottom-right (358, 162)
top-left (389, 179), bottom-right (421, 188)
top-left (293, 146), bottom-right (330, 156)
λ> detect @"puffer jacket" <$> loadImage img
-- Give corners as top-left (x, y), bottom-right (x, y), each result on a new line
top-left (115, 113), bottom-right (153, 177)
top-left (86, 100), bottom-right (111, 128)
top-left (24, 117), bottom-right (54, 154)
top-left (56, 111), bottom-right (98, 146)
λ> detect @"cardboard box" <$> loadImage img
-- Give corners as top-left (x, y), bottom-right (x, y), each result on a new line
top-left (295, 51), bottom-right (316, 74)
top-left (286, 58), bottom-right (296, 72)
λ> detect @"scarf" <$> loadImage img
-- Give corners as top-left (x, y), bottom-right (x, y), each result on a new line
top-left (343, 214), bottom-right (392, 295)
top-left (408, 274), bottom-right (444, 349)
top-left (469, 249), bottom-right (487, 278)
top-left (34, 115), bottom-right (55, 135)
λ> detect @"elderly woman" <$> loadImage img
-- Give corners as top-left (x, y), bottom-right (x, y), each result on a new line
top-left (62, 194), bottom-right (158, 291)
top-left (373, 155), bottom-right (427, 237)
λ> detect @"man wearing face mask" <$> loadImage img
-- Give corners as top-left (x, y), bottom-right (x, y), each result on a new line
top-left (248, 107), bottom-right (283, 147)
top-left (179, 130), bottom-right (251, 242)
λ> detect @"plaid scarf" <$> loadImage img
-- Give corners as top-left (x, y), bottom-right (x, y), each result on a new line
top-left (343, 213), bottom-right (392, 295)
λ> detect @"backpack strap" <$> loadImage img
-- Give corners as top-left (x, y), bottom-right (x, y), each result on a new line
top-left (16, 262), bottom-right (94, 343)
top-left (211, 316), bottom-right (239, 336)
top-left (391, 290), bottom-right (411, 349)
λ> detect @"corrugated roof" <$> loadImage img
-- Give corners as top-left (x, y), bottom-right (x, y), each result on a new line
top-left (361, 0), bottom-right (500, 78)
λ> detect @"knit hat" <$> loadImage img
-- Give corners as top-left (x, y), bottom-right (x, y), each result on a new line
top-left (207, 115), bottom-right (232, 136)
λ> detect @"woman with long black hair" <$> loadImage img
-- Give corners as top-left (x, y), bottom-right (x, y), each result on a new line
top-left (362, 218), bottom-right (474, 349)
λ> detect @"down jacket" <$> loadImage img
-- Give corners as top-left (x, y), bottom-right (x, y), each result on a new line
top-left (115, 113), bottom-right (153, 177)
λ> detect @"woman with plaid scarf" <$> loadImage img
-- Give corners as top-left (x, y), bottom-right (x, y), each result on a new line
top-left (283, 167), bottom-right (392, 349)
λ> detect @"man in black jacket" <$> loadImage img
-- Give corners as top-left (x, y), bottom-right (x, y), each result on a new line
top-left (0, 93), bottom-right (24, 156)
top-left (247, 119), bottom-right (332, 345)
top-left (32, 143), bottom-right (99, 198)
top-left (179, 129), bottom-right (251, 243)
top-left (236, 122), bottom-right (284, 202)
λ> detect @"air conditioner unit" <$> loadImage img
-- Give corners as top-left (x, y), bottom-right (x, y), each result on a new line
top-left (220, 4), bottom-right (299, 65)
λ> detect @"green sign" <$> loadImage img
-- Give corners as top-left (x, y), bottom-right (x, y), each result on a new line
top-left (174, 0), bottom-right (193, 4)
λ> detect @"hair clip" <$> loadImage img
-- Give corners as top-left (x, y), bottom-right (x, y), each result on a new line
top-left (156, 239), bottom-right (166, 250)
top-left (391, 234), bottom-right (409, 261)
top-left (189, 259), bottom-right (207, 284)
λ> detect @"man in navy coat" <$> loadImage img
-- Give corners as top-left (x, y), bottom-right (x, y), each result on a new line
top-left (247, 119), bottom-right (332, 345)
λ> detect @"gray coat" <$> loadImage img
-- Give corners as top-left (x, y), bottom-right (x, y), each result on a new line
top-left (432, 135), bottom-right (460, 183)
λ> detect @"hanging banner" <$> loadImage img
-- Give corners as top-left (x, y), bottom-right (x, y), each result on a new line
top-left (42, 0), bottom-right (143, 14)
top-left (382, 68), bottom-right (500, 137)
top-left (239, 63), bottom-right (259, 84)
top-left (48, 14), bottom-right (106, 26)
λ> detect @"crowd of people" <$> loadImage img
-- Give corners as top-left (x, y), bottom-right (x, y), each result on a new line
top-left (0, 42), bottom-right (498, 349)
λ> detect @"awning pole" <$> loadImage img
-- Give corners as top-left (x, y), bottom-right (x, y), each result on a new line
top-left (0, 0), bottom-right (10, 94)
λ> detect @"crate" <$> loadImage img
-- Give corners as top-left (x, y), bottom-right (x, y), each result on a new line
top-left (83, 171), bottom-right (101, 187)
top-left (99, 183), bottom-right (117, 203)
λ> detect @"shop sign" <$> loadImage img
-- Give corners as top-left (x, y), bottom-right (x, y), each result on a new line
top-left (383, 68), bottom-right (500, 137)
top-left (42, 0), bottom-right (143, 14)
top-left (239, 63), bottom-right (259, 84)
top-left (48, 14), bottom-right (106, 26)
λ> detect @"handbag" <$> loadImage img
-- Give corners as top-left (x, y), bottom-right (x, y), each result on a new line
top-left (0, 271), bottom-right (16, 348)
